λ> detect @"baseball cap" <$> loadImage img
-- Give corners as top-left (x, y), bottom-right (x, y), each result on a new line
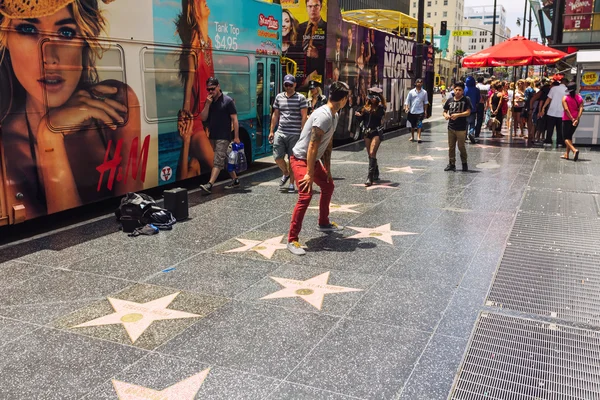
top-left (206, 77), bottom-right (219, 86)
top-left (283, 74), bottom-right (296, 84)
top-left (308, 80), bottom-right (320, 89)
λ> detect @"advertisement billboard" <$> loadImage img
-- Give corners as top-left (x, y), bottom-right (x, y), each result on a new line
top-left (0, 0), bottom-right (280, 221)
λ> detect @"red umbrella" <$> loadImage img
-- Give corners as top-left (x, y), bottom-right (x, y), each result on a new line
top-left (462, 35), bottom-right (568, 68)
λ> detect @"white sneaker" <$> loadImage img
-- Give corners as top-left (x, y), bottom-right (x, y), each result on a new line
top-left (287, 241), bottom-right (306, 255)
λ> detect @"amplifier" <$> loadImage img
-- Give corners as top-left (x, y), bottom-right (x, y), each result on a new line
top-left (163, 188), bottom-right (189, 221)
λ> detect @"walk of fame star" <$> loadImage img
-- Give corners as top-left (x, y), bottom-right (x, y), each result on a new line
top-left (473, 144), bottom-right (496, 149)
top-left (260, 272), bottom-right (362, 310)
top-left (113, 369), bottom-right (210, 399)
top-left (308, 203), bottom-right (361, 213)
top-left (346, 223), bottom-right (417, 245)
top-left (351, 182), bottom-right (398, 191)
top-left (225, 235), bottom-right (288, 259)
top-left (385, 166), bottom-right (423, 174)
top-left (408, 155), bottom-right (437, 161)
top-left (72, 293), bottom-right (199, 343)
top-left (430, 146), bottom-right (450, 151)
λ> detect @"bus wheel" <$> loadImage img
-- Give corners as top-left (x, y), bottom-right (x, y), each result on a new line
top-left (240, 129), bottom-right (253, 166)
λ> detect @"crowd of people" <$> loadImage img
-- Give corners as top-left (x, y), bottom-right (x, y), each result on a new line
top-left (441, 74), bottom-right (584, 159)
top-left (193, 71), bottom-right (584, 254)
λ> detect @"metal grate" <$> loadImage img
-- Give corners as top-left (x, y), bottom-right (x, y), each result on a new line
top-left (509, 212), bottom-right (600, 256)
top-left (520, 190), bottom-right (599, 218)
top-left (450, 313), bottom-right (600, 400)
top-left (487, 245), bottom-right (600, 326)
top-left (528, 173), bottom-right (600, 194)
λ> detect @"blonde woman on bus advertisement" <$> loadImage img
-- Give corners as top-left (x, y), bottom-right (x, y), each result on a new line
top-left (0, 0), bottom-right (142, 219)
top-left (176, 0), bottom-right (215, 179)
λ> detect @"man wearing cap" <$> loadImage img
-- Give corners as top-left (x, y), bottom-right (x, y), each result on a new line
top-left (287, 81), bottom-right (350, 255)
top-left (199, 77), bottom-right (241, 194)
top-left (404, 78), bottom-right (429, 143)
top-left (269, 74), bottom-right (308, 193)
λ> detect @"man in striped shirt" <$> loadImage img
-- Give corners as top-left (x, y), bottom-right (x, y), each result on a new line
top-left (269, 74), bottom-right (308, 192)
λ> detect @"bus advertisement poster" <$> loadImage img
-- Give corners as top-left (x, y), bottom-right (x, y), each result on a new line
top-left (0, 0), bottom-right (282, 222)
top-left (281, 0), bottom-right (328, 88)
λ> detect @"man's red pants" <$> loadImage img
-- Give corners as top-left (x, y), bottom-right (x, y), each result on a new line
top-left (288, 156), bottom-right (334, 243)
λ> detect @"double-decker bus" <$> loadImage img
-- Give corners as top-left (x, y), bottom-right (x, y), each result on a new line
top-left (0, 0), bottom-right (283, 225)
top-left (280, 0), bottom-right (435, 140)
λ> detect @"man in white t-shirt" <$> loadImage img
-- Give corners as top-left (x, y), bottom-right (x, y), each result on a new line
top-left (541, 77), bottom-right (568, 147)
top-left (286, 81), bottom-right (350, 255)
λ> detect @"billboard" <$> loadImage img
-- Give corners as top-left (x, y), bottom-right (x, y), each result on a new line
top-left (0, 0), bottom-right (280, 221)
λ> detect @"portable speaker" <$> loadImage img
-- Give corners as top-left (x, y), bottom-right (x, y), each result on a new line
top-left (163, 188), bottom-right (189, 221)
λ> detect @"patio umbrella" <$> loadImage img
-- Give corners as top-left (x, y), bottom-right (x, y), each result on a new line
top-left (461, 36), bottom-right (568, 146)
top-left (462, 35), bottom-right (568, 68)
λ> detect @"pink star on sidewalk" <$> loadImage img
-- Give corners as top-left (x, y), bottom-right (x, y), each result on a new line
top-left (72, 293), bottom-right (199, 343)
top-left (346, 223), bottom-right (418, 245)
top-left (351, 182), bottom-right (398, 191)
top-left (112, 369), bottom-right (210, 399)
top-left (261, 272), bottom-right (363, 310)
top-left (225, 235), bottom-right (288, 259)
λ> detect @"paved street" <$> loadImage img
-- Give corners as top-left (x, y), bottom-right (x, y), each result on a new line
top-left (1, 113), bottom-right (600, 399)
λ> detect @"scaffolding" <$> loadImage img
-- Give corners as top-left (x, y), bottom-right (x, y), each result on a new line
top-left (341, 9), bottom-right (434, 42)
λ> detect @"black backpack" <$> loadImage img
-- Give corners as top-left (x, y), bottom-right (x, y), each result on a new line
top-left (116, 192), bottom-right (176, 232)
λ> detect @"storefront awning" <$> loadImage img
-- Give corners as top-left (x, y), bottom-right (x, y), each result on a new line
top-left (341, 9), bottom-right (434, 40)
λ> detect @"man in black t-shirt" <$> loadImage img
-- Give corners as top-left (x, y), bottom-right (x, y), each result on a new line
top-left (443, 82), bottom-right (472, 172)
top-left (199, 77), bottom-right (241, 194)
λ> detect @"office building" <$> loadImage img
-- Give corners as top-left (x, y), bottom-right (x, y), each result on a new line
top-left (409, 0), bottom-right (465, 59)
top-left (463, 5), bottom-right (511, 53)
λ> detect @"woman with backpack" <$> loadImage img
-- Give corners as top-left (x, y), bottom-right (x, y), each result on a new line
top-left (561, 83), bottom-right (584, 161)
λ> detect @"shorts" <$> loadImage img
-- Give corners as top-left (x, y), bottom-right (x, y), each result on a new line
top-left (273, 131), bottom-right (300, 160)
top-left (407, 112), bottom-right (424, 129)
top-left (513, 107), bottom-right (523, 113)
top-left (210, 139), bottom-right (229, 169)
top-left (364, 126), bottom-right (383, 140)
top-left (563, 120), bottom-right (578, 141)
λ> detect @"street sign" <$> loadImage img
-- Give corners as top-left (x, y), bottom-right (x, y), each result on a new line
top-left (452, 30), bottom-right (473, 37)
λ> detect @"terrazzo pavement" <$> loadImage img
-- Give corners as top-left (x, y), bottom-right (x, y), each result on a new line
top-left (1, 109), bottom-right (596, 399)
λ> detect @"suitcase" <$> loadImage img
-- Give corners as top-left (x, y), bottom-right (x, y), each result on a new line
top-left (163, 188), bottom-right (188, 221)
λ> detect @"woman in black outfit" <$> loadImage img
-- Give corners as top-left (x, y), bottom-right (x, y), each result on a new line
top-left (355, 87), bottom-right (387, 186)
top-left (489, 81), bottom-right (504, 138)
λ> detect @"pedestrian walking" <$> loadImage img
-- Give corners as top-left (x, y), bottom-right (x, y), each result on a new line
top-left (404, 78), bottom-right (429, 143)
top-left (489, 81), bottom-right (505, 138)
top-left (533, 78), bottom-right (552, 143)
top-left (355, 87), bottom-right (386, 186)
top-left (541, 76), bottom-right (568, 147)
top-left (443, 82), bottom-right (472, 172)
top-left (269, 74), bottom-right (308, 193)
top-left (475, 77), bottom-right (490, 137)
top-left (198, 77), bottom-right (241, 194)
top-left (512, 80), bottom-right (526, 137)
top-left (286, 81), bottom-right (350, 255)
top-left (464, 76), bottom-right (480, 143)
top-left (561, 83), bottom-right (583, 161)
top-left (307, 80), bottom-right (327, 115)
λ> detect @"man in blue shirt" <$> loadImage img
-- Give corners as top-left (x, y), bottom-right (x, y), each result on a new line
top-left (404, 79), bottom-right (429, 143)
top-left (464, 76), bottom-right (481, 144)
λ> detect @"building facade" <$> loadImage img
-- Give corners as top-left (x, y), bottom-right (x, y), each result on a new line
top-left (464, 5), bottom-right (512, 54)
top-left (545, 0), bottom-right (600, 50)
top-left (339, 0), bottom-right (410, 14)
top-left (409, 0), bottom-right (465, 59)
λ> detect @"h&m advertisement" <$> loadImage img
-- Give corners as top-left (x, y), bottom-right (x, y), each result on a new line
top-left (0, 0), bottom-right (280, 221)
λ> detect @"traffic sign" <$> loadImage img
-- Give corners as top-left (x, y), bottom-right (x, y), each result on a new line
top-left (452, 30), bottom-right (473, 37)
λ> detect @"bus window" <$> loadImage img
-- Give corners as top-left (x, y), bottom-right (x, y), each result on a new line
top-left (41, 40), bottom-right (128, 132)
top-left (256, 62), bottom-right (264, 147)
top-left (213, 53), bottom-right (251, 115)
top-left (142, 48), bottom-right (193, 122)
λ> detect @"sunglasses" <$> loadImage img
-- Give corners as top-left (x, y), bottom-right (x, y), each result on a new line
top-left (207, 87), bottom-right (216, 92)
top-left (284, 83), bottom-right (294, 87)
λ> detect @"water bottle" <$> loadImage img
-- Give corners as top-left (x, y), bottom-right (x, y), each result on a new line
top-left (227, 143), bottom-right (238, 173)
